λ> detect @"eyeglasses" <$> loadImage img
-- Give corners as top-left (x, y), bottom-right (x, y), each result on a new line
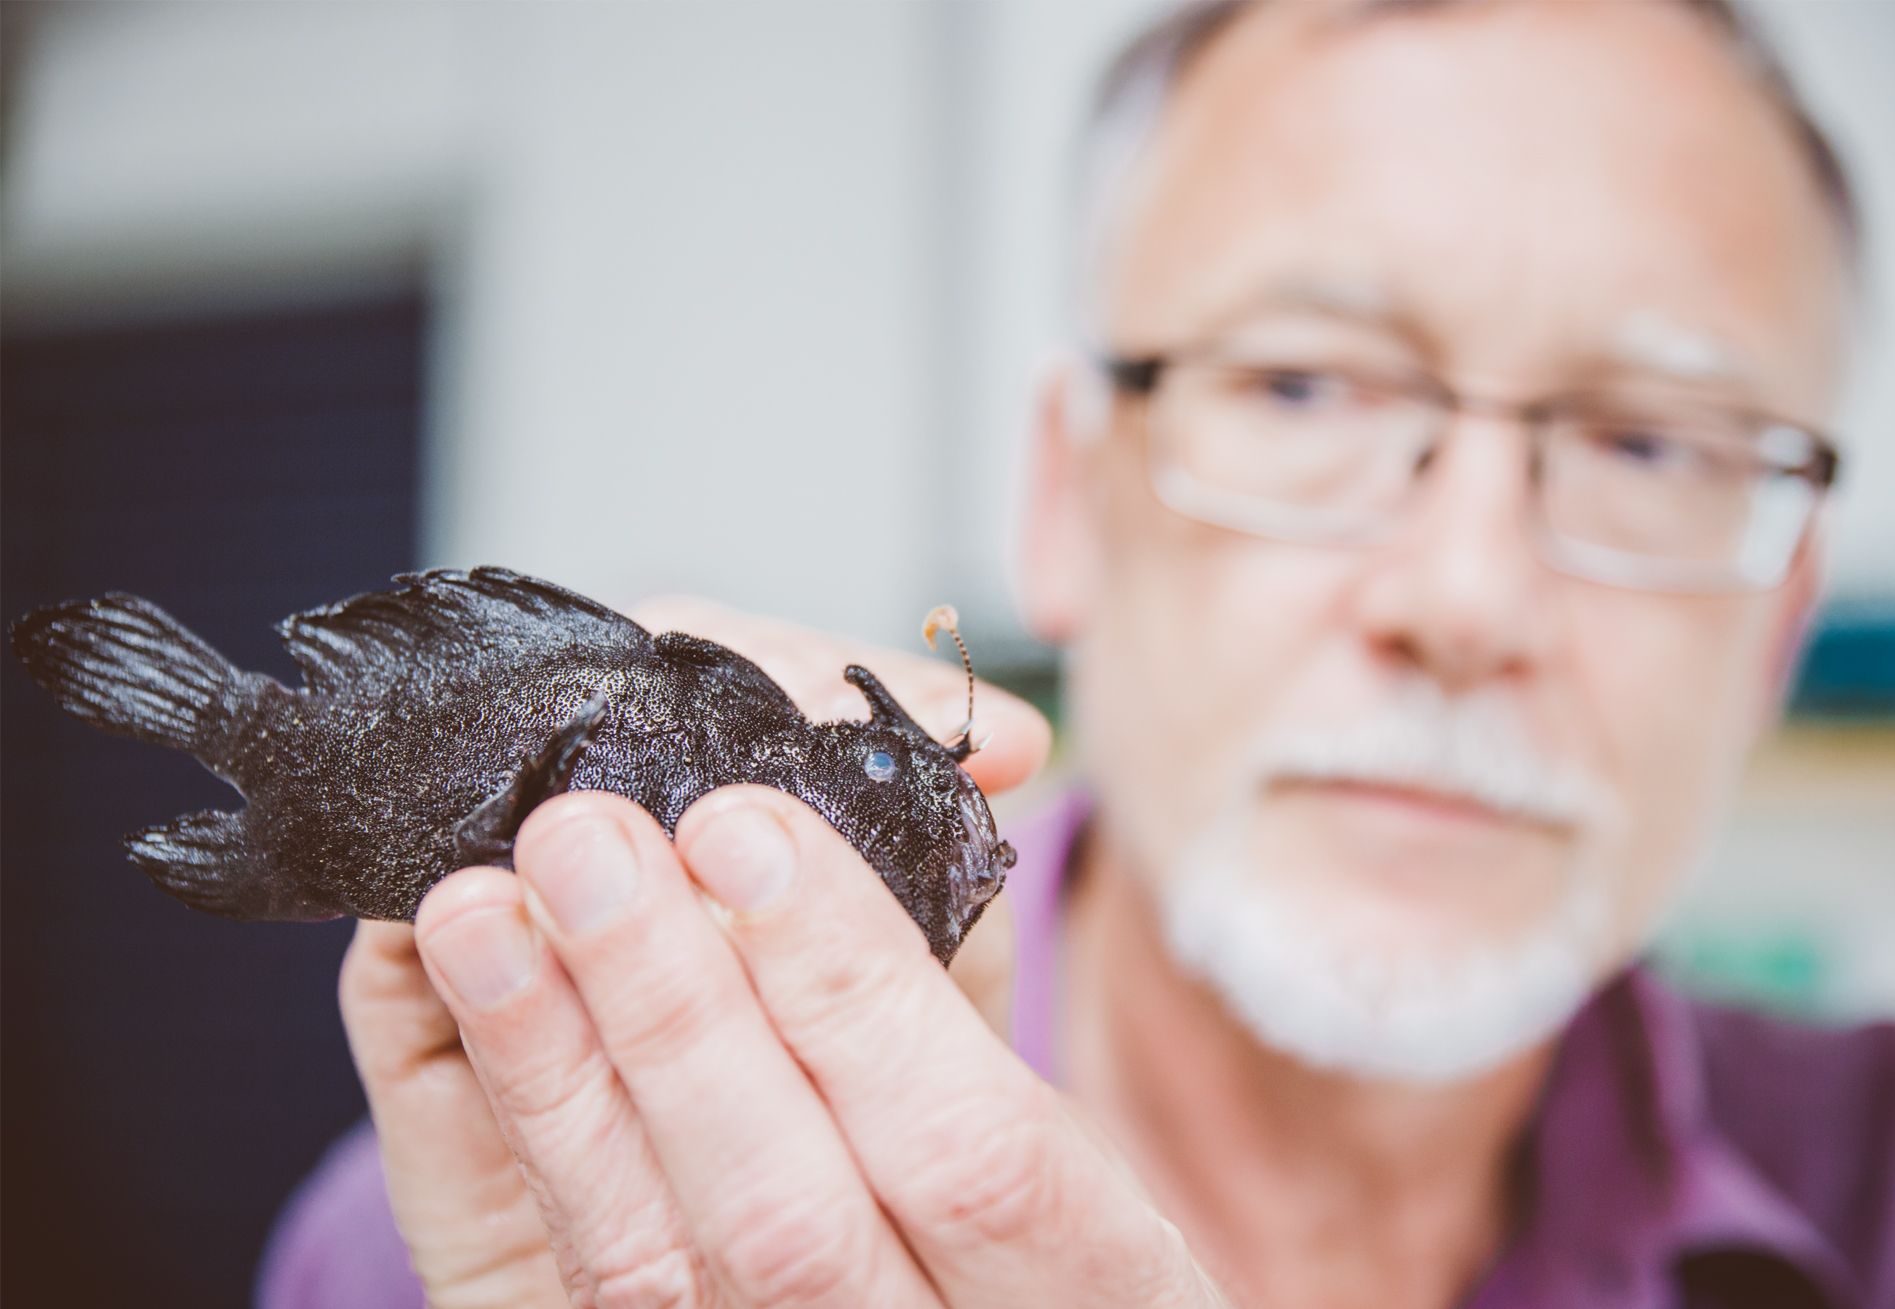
top-left (1098, 349), bottom-right (1841, 594)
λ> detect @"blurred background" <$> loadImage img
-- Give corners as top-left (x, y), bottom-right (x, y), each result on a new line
top-left (1, 2), bottom-right (1890, 1304)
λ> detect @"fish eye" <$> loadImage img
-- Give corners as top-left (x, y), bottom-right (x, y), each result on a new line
top-left (863, 749), bottom-right (897, 782)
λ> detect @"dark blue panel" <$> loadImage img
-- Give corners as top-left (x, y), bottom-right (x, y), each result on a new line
top-left (1791, 603), bottom-right (1895, 717)
top-left (2, 297), bottom-right (424, 1308)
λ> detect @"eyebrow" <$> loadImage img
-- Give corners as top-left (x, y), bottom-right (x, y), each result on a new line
top-left (1192, 284), bottom-right (1770, 398)
top-left (1606, 311), bottom-right (1759, 388)
top-left (1194, 275), bottom-right (1434, 351)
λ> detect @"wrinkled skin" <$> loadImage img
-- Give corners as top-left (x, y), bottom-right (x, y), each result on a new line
top-left (11, 566), bottom-right (1014, 964)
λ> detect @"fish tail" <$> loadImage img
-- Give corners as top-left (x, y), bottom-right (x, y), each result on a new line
top-left (10, 593), bottom-right (255, 763)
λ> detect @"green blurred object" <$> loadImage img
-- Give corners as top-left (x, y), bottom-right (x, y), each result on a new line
top-left (1654, 924), bottom-right (1831, 1017)
top-left (984, 661), bottom-right (1063, 731)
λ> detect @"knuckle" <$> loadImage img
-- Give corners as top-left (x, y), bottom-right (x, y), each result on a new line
top-left (902, 1088), bottom-right (1064, 1245)
top-left (492, 1043), bottom-right (620, 1134)
top-left (710, 1192), bottom-right (867, 1306)
top-left (1069, 1211), bottom-right (1202, 1304)
top-left (1107, 1216), bottom-right (1223, 1307)
top-left (779, 938), bottom-right (917, 1047)
top-left (1145, 1219), bottom-right (1223, 1307)
top-left (336, 946), bottom-right (374, 1021)
top-left (336, 933), bottom-right (454, 1080)
top-left (408, 1228), bottom-right (564, 1309)
top-left (336, 932), bottom-right (398, 1018)
top-left (592, 965), bottom-right (725, 1069)
top-left (590, 1240), bottom-right (707, 1309)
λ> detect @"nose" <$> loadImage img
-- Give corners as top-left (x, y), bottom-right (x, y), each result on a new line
top-left (1352, 413), bottom-right (1554, 692)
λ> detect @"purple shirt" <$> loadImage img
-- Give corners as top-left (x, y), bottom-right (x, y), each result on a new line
top-left (259, 790), bottom-right (1895, 1308)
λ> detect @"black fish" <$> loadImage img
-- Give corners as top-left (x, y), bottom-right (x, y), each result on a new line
top-left (9, 567), bottom-right (1015, 964)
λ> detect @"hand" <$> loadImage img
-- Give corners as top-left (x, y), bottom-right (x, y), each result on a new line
top-left (405, 781), bottom-right (1224, 1308)
top-left (336, 600), bottom-right (1087, 1308)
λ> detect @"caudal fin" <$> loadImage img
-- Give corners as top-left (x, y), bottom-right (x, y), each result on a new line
top-left (10, 593), bottom-right (251, 761)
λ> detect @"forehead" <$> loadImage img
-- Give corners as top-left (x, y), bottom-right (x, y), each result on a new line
top-left (1101, 0), bottom-right (1846, 407)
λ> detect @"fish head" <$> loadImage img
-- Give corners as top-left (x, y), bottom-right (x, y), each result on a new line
top-left (808, 666), bottom-right (1017, 965)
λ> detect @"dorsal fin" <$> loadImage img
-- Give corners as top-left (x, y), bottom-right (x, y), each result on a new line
top-left (277, 567), bottom-right (650, 696)
top-left (653, 630), bottom-right (802, 726)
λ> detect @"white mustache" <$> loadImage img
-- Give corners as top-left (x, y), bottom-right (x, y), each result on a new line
top-left (1245, 682), bottom-right (1605, 828)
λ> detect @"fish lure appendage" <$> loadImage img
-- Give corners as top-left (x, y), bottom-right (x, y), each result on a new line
top-left (922, 604), bottom-right (991, 763)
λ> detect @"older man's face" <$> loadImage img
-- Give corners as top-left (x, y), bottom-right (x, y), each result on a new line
top-left (1034, 1), bottom-right (1846, 1072)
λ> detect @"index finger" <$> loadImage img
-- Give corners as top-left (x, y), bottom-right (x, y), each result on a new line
top-left (674, 788), bottom-right (1208, 1308)
top-left (626, 594), bottom-right (1050, 795)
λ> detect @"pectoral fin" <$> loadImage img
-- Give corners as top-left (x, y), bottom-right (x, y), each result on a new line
top-left (453, 689), bottom-right (611, 868)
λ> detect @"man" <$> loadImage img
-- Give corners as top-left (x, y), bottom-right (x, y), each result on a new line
top-left (263, 1), bottom-right (1891, 1306)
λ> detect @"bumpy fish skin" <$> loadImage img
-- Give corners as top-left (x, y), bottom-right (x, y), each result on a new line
top-left (9, 567), bottom-right (1016, 964)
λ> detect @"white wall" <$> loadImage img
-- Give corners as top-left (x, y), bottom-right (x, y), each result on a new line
top-left (2, 2), bottom-right (473, 316)
top-left (4, 0), bottom-right (950, 647)
top-left (422, 4), bottom-right (944, 643)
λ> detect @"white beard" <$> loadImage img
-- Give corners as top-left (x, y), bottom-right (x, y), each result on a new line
top-left (1161, 832), bottom-right (1609, 1084)
top-left (1154, 682), bottom-right (1620, 1086)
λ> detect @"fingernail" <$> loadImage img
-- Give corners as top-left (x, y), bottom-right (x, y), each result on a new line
top-left (533, 813), bottom-right (638, 934)
top-left (690, 803), bottom-right (795, 912)
top-left (427, 909), bottom-right (536, 1011)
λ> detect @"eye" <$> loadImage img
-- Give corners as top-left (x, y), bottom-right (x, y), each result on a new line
top-left (1263, 369), bottom-right (1326, 405)
top-left (1247, 367), bottom-right (1354, 412)
top-left (863, 749), bottom-right (897, 782)
top-left (1578, 416), bottom-right (1722, 477)
top-left (1604, 429), bottom-right (1677, 464)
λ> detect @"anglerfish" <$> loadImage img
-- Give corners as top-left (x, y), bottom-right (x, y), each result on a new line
top-left (9, 567), bottom-right (1016, 964)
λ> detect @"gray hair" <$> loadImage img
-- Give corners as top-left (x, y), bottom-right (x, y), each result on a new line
top-left (1070, 0), bottom-right (1862, 327)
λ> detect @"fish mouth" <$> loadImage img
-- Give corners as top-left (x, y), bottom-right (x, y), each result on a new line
top-left (943, 792), bottom-right (1015, 933)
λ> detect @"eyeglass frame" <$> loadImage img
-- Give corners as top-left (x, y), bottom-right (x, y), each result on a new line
top-left (1092, 347), bottom-right (1843, 596)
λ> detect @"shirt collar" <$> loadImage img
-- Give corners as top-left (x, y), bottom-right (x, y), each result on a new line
top-left (1472, 967), bottom-right (1861, 1308)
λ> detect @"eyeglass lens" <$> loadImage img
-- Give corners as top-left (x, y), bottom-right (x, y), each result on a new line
top-left (1141, 360), bottom-right (1822, 592)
